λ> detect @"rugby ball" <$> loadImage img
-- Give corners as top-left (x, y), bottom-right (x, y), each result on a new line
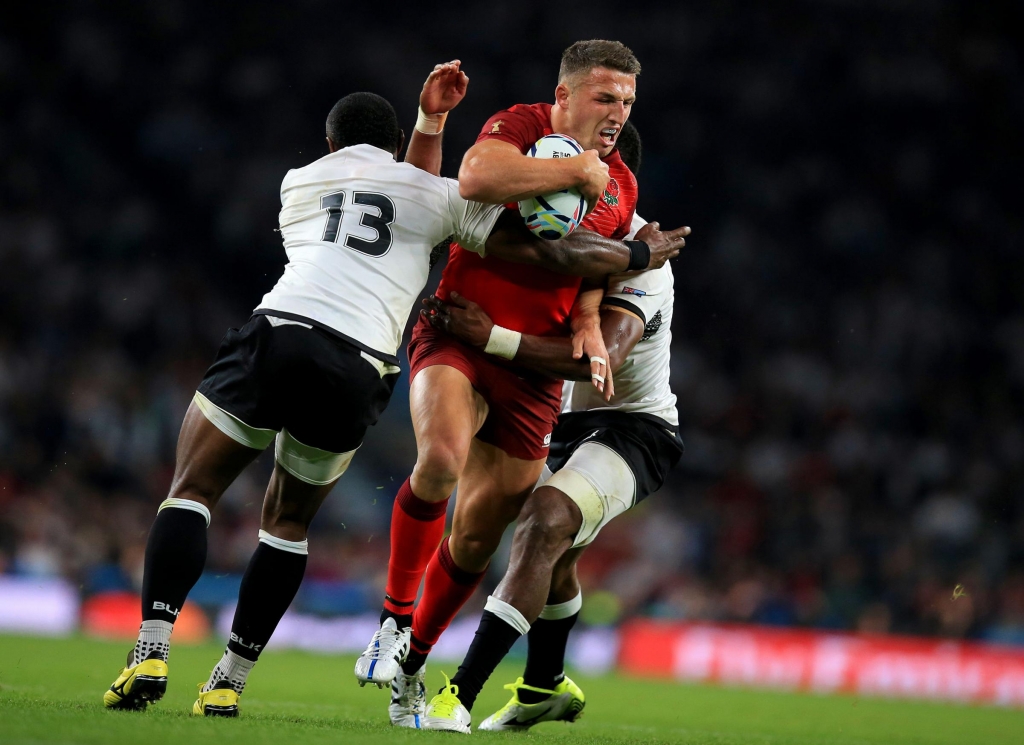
top-left (519, 134), bottom-right (588, 240)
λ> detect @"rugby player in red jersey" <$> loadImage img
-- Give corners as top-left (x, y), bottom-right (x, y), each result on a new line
top-left (355, 41), bottom-right (684, 726)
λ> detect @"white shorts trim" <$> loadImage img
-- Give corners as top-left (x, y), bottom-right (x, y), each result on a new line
top-left (275, 428), bottom-right (357, 486)
top-left (359, 350), bottom-right (401, 378)
top-left (541, 441), bottom-right (636, 548)
top-left (193, 391), bottom-right (276, 450)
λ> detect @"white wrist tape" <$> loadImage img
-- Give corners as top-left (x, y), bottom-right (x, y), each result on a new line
top-left (484, 324), bottom-right (521, 360)
top-left (415, 107), bottom-right (447, 135)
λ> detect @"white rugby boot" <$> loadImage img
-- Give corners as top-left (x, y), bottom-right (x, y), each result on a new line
top-left (354, 617), bottom-right (410, 688)
top-left (389, 663), bottom-right (427, 728)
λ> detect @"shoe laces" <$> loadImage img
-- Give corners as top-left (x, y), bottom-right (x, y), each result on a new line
top-left (504, 676), bottom-right (557, 702)
top-left (365, 623), bottom-right (404, 659)
top-left (430, 673), bottom-right (462, 717)
top-left (394, 668), bottom-right (426, 709)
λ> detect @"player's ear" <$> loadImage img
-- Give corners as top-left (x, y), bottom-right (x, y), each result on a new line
top-left (394, 129), bottom-right (406, 160)
top-left (326, 136), bottom-right (339, 153)
top-left (554, 82), bottom-right (572, 109)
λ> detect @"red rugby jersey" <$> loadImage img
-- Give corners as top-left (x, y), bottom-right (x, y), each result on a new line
top-left (437, 102), bottom-right (638, 337)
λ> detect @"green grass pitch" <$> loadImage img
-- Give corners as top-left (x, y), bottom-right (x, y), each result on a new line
top-left (0, 634), bottom-right (1021, 744)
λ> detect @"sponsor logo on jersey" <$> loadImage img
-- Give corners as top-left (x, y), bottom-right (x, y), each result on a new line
top-left (602, 177), bottom-right (620, 206)
top-left (543, 433), bottom-right (552, 447)
top-left (622, 287), bottom-right (647, 297)
top-left (490, 120), bottom-right (504, 134)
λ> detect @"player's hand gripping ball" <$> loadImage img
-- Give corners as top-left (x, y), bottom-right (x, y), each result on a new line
top-left (519, 134), bottom-right (589, 240)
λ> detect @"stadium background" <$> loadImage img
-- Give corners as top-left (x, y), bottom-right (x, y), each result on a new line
top-left (1, 0), bottom-right (1022, 701)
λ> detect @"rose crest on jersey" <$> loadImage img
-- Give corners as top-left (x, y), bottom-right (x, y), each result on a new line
top-left (602, 177), bottom-right (620, 207)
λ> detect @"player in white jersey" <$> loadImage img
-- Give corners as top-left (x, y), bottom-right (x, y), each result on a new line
top-left (102, 64), bottom-right (685, 718)
top-left (417, 122), bottom-right (686, 732)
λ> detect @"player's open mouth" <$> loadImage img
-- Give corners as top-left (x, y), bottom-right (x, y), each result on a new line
top-left (599, 127), bottom-right (619, 148)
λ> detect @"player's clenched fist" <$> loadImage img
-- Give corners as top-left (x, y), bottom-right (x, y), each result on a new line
top-left (420, 60), bottom-right (469, 115)
top-left (420, 292), bottom-right (492, 348)
top-left (635, 222), bottom-right (691, 269)
top-left (574, 150), bottom-right (610, 215)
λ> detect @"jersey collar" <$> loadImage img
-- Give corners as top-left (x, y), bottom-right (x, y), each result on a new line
top-left (331, 143), bottom-right (397, 163)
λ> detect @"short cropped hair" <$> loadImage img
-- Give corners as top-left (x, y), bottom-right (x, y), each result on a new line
top-left (616, 120), bottom-right (642, 175)
top-left (326, 92), bottom-right (402, 154)
top-left (558, 40), bottom-right (641, 86)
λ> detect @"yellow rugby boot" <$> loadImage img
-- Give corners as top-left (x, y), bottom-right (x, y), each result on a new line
top-left (103, 650), bottom-right (168, 710)
top-left (477, 675), bottom-right (585, 731)
top-left (421, 673), bottom-right (471, 733)
top-left (192, 680), bottom-right (240, 717)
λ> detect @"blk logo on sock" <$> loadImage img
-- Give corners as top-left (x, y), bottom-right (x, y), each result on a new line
top-left (153, 601), bottom-right (181, 616)
top-left (230, 632), bottom-right (262, 652)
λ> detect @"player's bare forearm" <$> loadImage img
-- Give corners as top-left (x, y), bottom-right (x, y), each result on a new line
top-left (485, 212), bottom-right (688, 277)
top-left (458, 140), bottom-right (589, 203)
top-left (404, 130), bottom-right (443, 176)
top-left (485, 212), bottom-right (634, 277)
top-left (476, 308), bottom-right (642, 382)
top-left (422, 294), bottom-right (644, 383)
top-left (571, 283), bottom-right (605, 330)
top-left (515, 336), bottom-right (592, 381)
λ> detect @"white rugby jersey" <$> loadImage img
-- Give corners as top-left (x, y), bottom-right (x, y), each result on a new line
top-left (561, 214), bottom-right (679, 425)
top-left (256, 144), bottom-right (503, 364)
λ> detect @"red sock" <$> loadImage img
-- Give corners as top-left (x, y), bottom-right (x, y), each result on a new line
top-left (383, 478), bottom-right (448, 619)
top-left (411, 536), bottom-right (486, 652)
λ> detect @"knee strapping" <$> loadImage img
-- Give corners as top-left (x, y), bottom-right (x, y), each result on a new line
top-left (275, 428), bottom-right (357, 485)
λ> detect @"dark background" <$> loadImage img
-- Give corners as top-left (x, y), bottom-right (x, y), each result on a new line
top-left (2, 1), bottom-right (1022, 640)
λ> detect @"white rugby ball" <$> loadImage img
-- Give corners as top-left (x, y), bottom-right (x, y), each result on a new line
top-left (518, 134), bottom-right (589, 240)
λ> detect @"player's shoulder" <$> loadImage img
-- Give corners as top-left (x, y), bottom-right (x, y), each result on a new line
top-left (479, 102), bottom-right (552, 144)
top-left (283, 146), bottom-right (371, 183)
top-left (501, 102), bottom-right (552, 120)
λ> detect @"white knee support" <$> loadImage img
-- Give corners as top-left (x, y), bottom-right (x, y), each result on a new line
top-left (275, 428), bottom-right (357, 486)
top-left (193, 391), bottom-right (276, 450)
top-left (541, 442), bottom-right (636, 548)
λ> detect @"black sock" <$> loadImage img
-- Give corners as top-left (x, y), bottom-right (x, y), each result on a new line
top-left (402, 635), bottom-right (429, 675)
top-left (451, 611), bottom-right (523, 712)
top-left (381, 607), bottom-right (413, 630)
top-left (520, 612), bottom-right (579, 703)
top-left (227, 541), bottom-right (307, 661)
top-left (141, 506), bottom-right (208, 623)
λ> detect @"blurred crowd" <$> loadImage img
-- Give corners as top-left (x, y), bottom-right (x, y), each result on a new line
top-left (2, 2), bottom-right (1021, 643)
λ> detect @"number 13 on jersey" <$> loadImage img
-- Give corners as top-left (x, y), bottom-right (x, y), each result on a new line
top-left (320, 191), bottom-right (396, 257)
